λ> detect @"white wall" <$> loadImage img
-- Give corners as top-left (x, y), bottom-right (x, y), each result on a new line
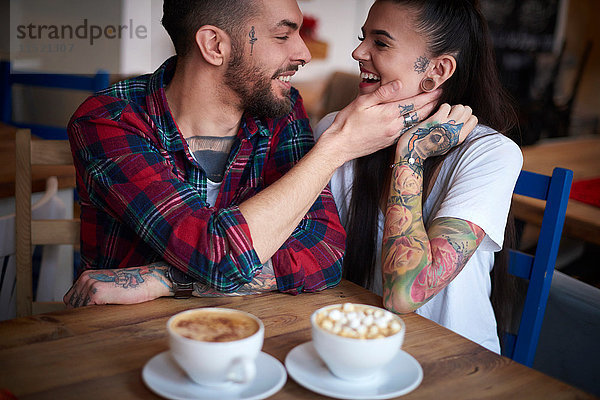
top-left (296, 0), bottom-right (375, 82)
top-left (120, 0), bottom-right (174, 75)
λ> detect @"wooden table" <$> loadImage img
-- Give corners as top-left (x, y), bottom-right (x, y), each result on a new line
top-left (0, 122), bottom-right (75, 198)
top-left (0, 280), bottom-right (592, 399)
top-left (512, 136), bottom-right (600, 245)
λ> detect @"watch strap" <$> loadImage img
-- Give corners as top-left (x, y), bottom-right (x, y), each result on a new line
top-left (167, 266), bottom-right (194, 299)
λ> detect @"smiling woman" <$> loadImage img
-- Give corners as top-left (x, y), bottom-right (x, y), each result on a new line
top-left (315, 0), bottom-right (522, 354)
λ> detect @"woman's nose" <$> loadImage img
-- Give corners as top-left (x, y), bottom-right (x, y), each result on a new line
top-left (352, 41), bottom-right (368, 63)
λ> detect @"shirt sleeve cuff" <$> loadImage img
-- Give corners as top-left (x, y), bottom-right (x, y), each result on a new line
top-left (212, 206), bottom-right (263, 284)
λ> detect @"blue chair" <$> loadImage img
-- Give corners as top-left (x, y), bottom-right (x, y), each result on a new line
top-left (503, 167), bottom-right (573, 367)
top-left (0, 61), bottom-right (109, 139)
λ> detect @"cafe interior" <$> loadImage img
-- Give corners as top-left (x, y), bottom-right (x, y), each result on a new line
top-left (1, 0), bottom-right (599, 399)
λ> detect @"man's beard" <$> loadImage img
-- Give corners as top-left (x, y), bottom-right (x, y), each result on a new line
top-left (224, 43), bottom-right (293, 119)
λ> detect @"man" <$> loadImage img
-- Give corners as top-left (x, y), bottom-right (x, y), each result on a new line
top-left (64, 0), bottom-right (442, 306)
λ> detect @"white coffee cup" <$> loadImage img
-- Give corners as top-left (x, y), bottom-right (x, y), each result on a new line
top-left (311, 303), bottom-right (405, 381)
top-left (167, 308), bottom-right (264, 387)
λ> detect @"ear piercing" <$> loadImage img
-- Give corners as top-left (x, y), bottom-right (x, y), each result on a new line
top-left (420, 77), bottom-right (435, 92)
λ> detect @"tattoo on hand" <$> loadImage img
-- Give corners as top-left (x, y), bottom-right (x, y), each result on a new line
top-left (398, 103), bottom-right (415, 116)
top-left (406, 120), bottom-right (463, 165)
top-left (249, 26), bottom-right (257, 55)
top-left (414, 56), bottom-right (430, 74)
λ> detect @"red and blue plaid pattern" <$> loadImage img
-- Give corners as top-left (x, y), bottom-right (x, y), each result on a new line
top-left (68, 57), bottom-right (344, 293)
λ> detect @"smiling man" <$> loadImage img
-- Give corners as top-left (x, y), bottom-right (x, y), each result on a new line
top-left (64, 0), bottom-right (439, 306)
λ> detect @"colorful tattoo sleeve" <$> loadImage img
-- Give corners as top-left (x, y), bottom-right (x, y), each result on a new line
top-left (382, 162), bottom-right (485, 313)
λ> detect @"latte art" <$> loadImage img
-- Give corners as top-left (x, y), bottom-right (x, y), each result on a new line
top-left (171, 310), bottom-right (259, 342)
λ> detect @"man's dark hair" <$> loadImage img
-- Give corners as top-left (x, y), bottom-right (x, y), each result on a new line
top-left (162, 0), bottom-right (259, 57)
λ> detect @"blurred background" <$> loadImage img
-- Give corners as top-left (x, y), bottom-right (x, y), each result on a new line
top-left (2, 0), bottom-right (598, 139)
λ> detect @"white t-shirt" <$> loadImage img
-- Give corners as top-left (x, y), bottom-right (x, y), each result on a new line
top-left (315, 112), bottom-right (523, 353)
top-left (206, 179), bottom-right (221, 207)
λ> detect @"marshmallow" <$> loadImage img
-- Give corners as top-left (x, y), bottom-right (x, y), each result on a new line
top-left (315, 303), bottom-right (402, 340)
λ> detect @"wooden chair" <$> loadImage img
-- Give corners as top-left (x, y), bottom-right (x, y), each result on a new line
top-left (503, 167), bottom-right (573, 366)
top-left (0, 61), bottom-right (109, 140)
top-left (15, 129), bottom-right (79, 317)
top-left (1, 176), bottom-right (66, 320)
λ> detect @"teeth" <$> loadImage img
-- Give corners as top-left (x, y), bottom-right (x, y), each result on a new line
top-left (360, 72), bottom-right (380, 81)
top-left (277, 75), bottom-right (291, 82)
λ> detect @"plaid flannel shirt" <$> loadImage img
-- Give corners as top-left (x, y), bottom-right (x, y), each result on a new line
top-left (68, 57), bottom-right (344, 294)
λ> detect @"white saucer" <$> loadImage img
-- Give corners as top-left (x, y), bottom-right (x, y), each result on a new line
top-left (142, 351), bottom-right (286, 400)
top-left (285, 341), bottom-right (423, 400)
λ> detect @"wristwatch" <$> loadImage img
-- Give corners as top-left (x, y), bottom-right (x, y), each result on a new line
top-left (166, 266), bottom-right (194, 299)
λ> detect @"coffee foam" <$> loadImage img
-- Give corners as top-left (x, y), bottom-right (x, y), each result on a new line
top-left (171, 310), bottom-right (259, 343)
top-left (315, 303), bottom-right (402, 339)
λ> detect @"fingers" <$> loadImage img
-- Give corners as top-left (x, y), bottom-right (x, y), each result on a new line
top-left (358, 80), bottom-right (402, 107)
top-left (391, 90), bottom-right (443, 133)
top-left (446, 105), bottom-right (477, 144)
top-left (63, 271), bottom-right (103, 308)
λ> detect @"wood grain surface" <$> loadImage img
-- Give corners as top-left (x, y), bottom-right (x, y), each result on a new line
top-left (0, 280), bottom-right (593, 399)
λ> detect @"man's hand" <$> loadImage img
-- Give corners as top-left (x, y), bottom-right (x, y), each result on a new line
top-left (317, 80), bottom-right (441, 168)
top-left (63, 263), bottom-right (173, 307)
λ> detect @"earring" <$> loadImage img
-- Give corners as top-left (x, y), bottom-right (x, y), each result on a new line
top-left (420, 77), bottom-right (436, 92)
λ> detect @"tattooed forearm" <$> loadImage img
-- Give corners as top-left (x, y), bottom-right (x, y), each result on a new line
top-left (249, 26), bottom-right (257, 55)
top-left (88, 262), bottom-right (171, 291)
top-left (193, 261), bottom-right (277, 297)
top-left (409, 219), bottom-right (484, 303)
top-left (382, 160), bottom-right (485, 312)
top-left (193, 271), bottom-right (277, 297)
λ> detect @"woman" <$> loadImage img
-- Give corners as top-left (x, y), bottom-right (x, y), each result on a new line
top-left (315, 0), bottom-right (522, 352)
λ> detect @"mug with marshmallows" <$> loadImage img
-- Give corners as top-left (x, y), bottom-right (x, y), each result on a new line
top-left (167, 307), bottom-right (264, 386)
top-left (311, 303), bottom-right (405, 381)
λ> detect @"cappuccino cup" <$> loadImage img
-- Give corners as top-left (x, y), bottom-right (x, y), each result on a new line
top-left (167, 308), bottom-right (264, 386)
top-left (311, 303), bottom-right (405, 381)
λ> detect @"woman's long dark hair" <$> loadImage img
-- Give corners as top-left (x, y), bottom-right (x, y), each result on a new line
top-left (344, 0), bottom-right (518, 338)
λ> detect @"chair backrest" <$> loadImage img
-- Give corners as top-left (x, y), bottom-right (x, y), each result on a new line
top-left (0, 176), bottom-right (65, 321)
top-left (15, 129), bottom-right (80, 317)
top-left (503, 167), bottom-right (573, 366)
top-left (0, 212), bottom-right (17, 321)
top-left (0, 61), bottom-right (109, 139)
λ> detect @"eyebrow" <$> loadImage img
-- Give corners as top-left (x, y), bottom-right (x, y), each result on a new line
top-left (275, 19), bottom-right (299, 30)
top-left (360, 26), bottom-right (396, 41)
top-left (372, 29), bottom-right (396, 41)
